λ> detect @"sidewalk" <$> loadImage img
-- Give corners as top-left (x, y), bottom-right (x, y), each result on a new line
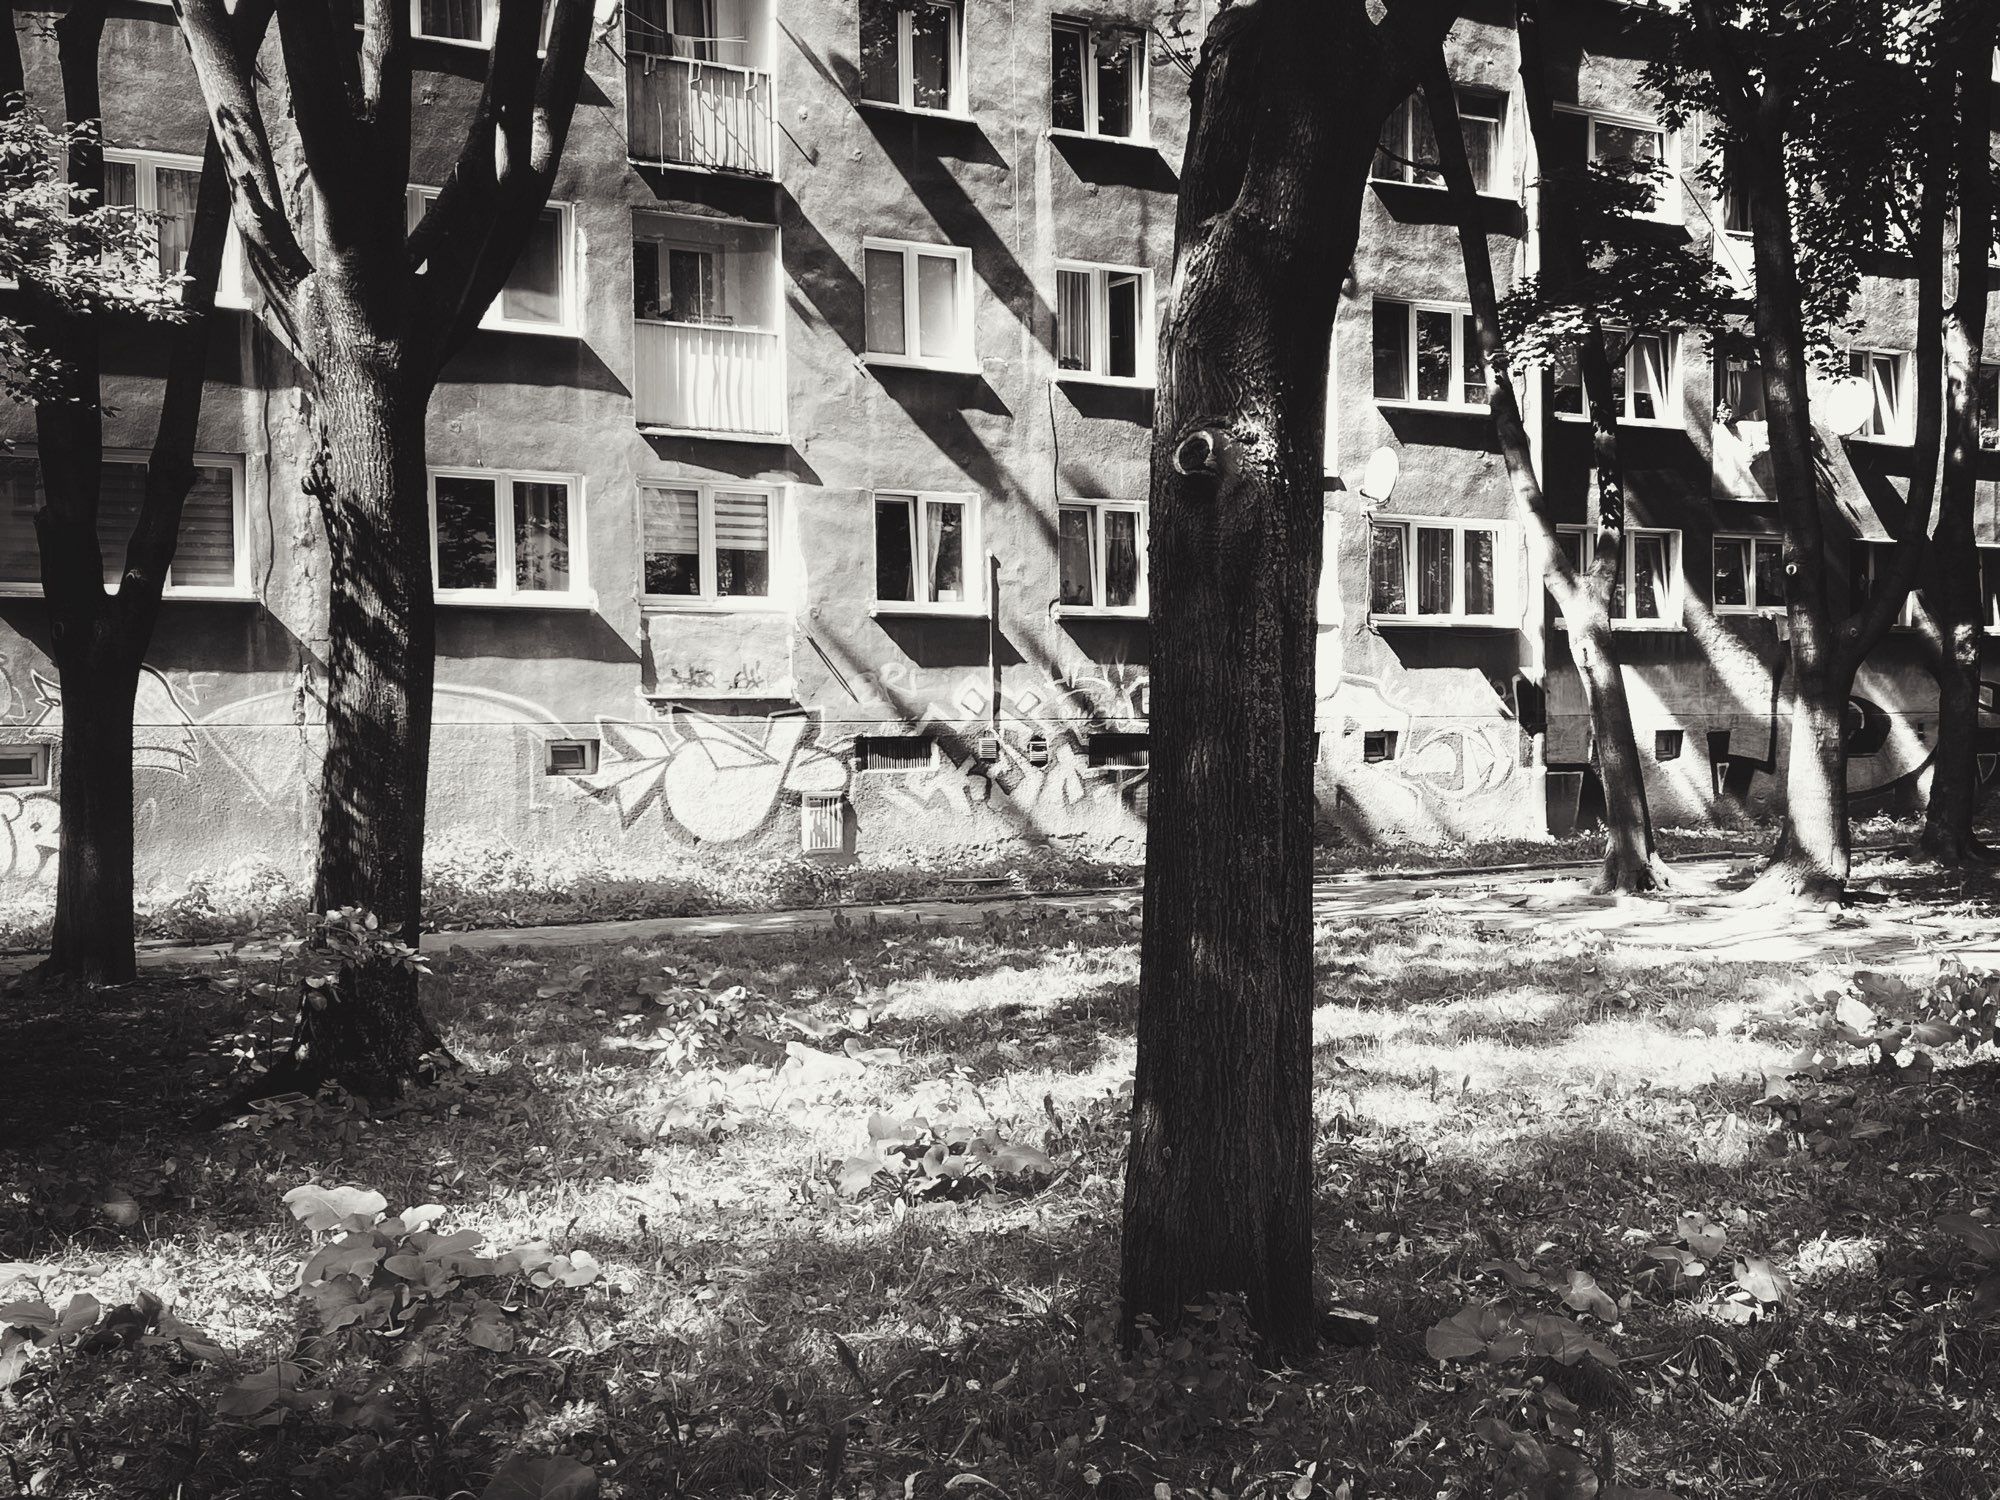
top-left (9, 850), bottom-right (1994, 977)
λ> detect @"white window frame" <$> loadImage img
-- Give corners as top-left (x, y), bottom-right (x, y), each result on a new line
top-left (0, 744), bottom-right (51, 791)
top-left (102, 148), bottom-right (250, 310)
top-left (428, 466), bottom-right (592, 609)
top-left (1552, 331), bottom-right (1682, 427)
top-left (1846, 347), bottom-right (1914, 443)
top-left (1711, 532), bottom-right (1788, 617)
top-left (861, 237), bottom-right (977, 373)
top-left (858, 0), bottom-right (968, 117)
top-left (1054, 260), bottom-right (1154, 386)
top-left (638, 481), bottom-right (787, 611)
top-left (1366, 515), bottom-right (1515, 626)
top-left (1554, 524), bottom-right (1685, 630)
top-left (872, 489), bottom-right (983, 616)
top-left (409, 187), bottom-right (577, 336)
top-left (1371, 85), bottom-right (1509, 195)
top-left (1551, 105), bottom-right (1678, 222)
top-left (1371, 298), bottom-right (1488, 411)
top-left (1049, 19), bottom-right (1149, 144)
top-left (1056, 498), bottom-right (1148, 617)
top-left (0, 448), bottom-right (251, 601)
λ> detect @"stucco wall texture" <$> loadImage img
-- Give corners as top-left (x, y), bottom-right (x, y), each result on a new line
top-left (0, 0), bottom-right (1994, 897)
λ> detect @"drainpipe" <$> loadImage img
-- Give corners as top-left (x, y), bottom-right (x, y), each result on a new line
top-left (988, 552), bottom-right (1002, 735)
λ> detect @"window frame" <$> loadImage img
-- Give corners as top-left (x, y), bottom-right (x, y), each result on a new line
top-left (410, 187), bottom-right (577, 336)
top-left (871, 489), bottom-right (983, 617)
top-left (1370, 84), bottom-right (1510, 196)
top-left (1845, 347), bottom-right (1914, 443)
top-left (0, 744), bottom-right (51, 791)
top-left (1711, 532), bottom-right (1788, 617)
top-left (637, 481), bottom-right (787, 612)
top-left (1366, 514), bottom-right (1514, 627)
top-left (101, 147), bottom-right (251, 310)
top-left (1550, 104), bottom-right (1678, 223)
top-left (861, 237), bottom-right (977, 373)
top-left (1053, 260), bottom-right (1155, 387)
top-left (1551, 330), bottom-right (1682, 427)
top-left (0, 448), bottom-right (252, 601)
top-left (1049, 18), bottom-right (1149, 144)
top-left (1056, 498), bottom-right (1148, 617)
top-left (427, 465), bottom-right (592, 609)
top-left (1553, 524), bottom-right (1685, 630)
top-left (1371, 298), bottom-right (1489, 412)
top-left (1852, 541), bottom-right (1923, 630)
top-left (857, 0), bottom-right (968, 118)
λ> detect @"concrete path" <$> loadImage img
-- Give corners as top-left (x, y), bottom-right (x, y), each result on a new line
top-left (12, 852), bottom-right (1998, 978)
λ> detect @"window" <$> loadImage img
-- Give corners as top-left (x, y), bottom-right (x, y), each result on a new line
top-left (862, 239), bottom-right (974, 371)
top-left (1372, 86), bottom-right (1506, 194)
top-left (415, 0), bottom-right (488, 42)
top-left (875, 491), bottom-right (977, 611)
top-left (801, 793), bottom-right (846, 853)
top-left (1548, 107), bottom-right (1675, 220)
top-left (1655, 729), bottom-right (1683, 761)
top-left (624, 0), bottom-right (747, 62)
top-left (856, 735), bottom-right (934, 771)
top-left (1086, 732), bottom-right (1149, 768)
top-left (1847, 349), bottom-right (1910, 441)
top-left (102, 149), bottom-right (249, 309)
top-left (1371, 300), bottom-right (1487, 409)
top-left (1363, 730), bottom-right (1399, 763)
top-left (1368, 517), bottom-right (1510, 624)
top-left (1051, 21), bottom-right (1146, 141)
top-left (641, 483), bottom-right (779, 605)
top-left (1058, 500), bottom-right (1146, 614)
top-left (411, 189), bottom-right (573, 334)
top-left (1851, 541), bottom-right (1921, 629)
top-left (631, 214), bottom-right (785, 437)
top-left (1983, 549), bottom-right (2000, 634)
top-left (1719, 153), bottom-right (1752, 238)
top-left (1718, 352), bottom-right (1766, 423)
top-left (1712, 534), bottom-right (1786, 614)
top-left (859, 0), bottom-right (965, 115)
top-left (1055, 262), bottom-right (1152, 383)
top-left (430, 468), bottom-right (584, 604)
top-left (1555, 526), bottom-right (1683, 627)
top-left (0, 451), bottom-right (247, 598)
top-left (545, 739), bottom-right (600, 776)
top-left (1976, 364), bottom-right (1998, 450)
top-left (1552, 333), bottom-right (1679, 424)
top-left (0, 746), bottom-right (50, 790)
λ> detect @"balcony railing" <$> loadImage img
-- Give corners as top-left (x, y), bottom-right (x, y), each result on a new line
top-left (627, 52), bottom-right (775, 177)
top-left (634, 318), bottom-right (786, 439)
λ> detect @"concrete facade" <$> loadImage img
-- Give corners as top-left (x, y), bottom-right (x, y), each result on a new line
top-left (0, 0), bottom-right (1994, 897)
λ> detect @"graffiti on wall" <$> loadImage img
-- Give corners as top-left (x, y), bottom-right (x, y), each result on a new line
top-left (1322, 668), bottom-right (1524, 834)
top-left (584, 708), bottom-right (848, 841)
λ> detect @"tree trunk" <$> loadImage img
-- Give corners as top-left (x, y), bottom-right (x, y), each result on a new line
top-left (292, 319), bottom-right (444, 1096)
top-left (1570, 614), bottom-right (1661, 892)
top-left (1767, 675), bottom-right (1851, 899)
top-left (1919, 596), bottom-right (1983, 865)
top-left (1120, 0), bottom-right (1427, 1358)
top-left (42, 642), bottom-right (141, 982)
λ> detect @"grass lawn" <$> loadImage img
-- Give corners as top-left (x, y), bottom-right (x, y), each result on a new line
top-left (2, 900), bottom-right (1998, 1499)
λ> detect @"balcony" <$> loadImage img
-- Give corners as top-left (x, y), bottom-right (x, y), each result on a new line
top-left (634, 319), bottom-right (785, 439)
top-left (627, 53), bottom-right (775, 177)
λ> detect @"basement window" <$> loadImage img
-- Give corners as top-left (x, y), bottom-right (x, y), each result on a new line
top-left (800, 793), bottom-right (846, 854)
top-left (0, 745), bottom-right (49, 788)
top-left (545, 739), bottom-right (600, 776)
top-left (1087, 733), bottom-right (1149, 768)
top-left (857, 735), bottom-right (934, 772)
top-left (1654, 729), bottom-right (1683, 762)
top-left (1363, 730), bottom-right (1398, 764)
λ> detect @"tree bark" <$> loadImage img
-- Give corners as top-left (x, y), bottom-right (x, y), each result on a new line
top-left (43, 645), bottom-right (140, 980)
top-left (1120, 0), bottom-right (1445, 1357)
top-left (1916, 26), bottom-right (1997, 865)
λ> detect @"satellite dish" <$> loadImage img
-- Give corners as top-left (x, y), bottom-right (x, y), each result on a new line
top-left (1359, 446), bottom-right (1399, 505)
top-left (1824, 376), bottom-right (1873, 435)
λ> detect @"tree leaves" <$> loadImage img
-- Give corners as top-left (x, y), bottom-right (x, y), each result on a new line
top-left (480, 1455), bottom-right (600, 1500)
top-left (283, 1184), bottom-right (388, 1233)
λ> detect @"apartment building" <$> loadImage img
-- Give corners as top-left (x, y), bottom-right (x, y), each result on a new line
top-left (0, 1), bottom-right (1992, 897)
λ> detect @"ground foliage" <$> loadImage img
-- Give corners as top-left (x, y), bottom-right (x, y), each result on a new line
top-left (3, 886), bottom-right (2000, 1498)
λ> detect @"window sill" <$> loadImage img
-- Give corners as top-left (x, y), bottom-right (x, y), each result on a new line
top-left (1553, 413), bottom-right (1684, 430)
top-left (1713, 607), bottom-right (1785, 619)
top-left (414, 32), bottom-right (492, 49)
top-left (0, 586), bottom-right (258, 604)
top-left (855, 98), bottom-right (973, 123)
top-left (1369, 614), bottom-right (1512, 629)
top-left (636, 424), bottom-right (791, 444)
top-left (1845, 433), bottom-right (1915, 447)
top-left (1367, 176), bottom-right (1520, 207)
top-left (1055, 371), bottom-right (1154, 391)
top-left (436, 591), bottom-right (599, 612)
top-left (642, 598), bottom-right (791, 615)
top-left (478, 319), bottom-right (581, 339)
top-left (871, 603), bottom-right (987, 620)
top-left (1057, 606), bottom-right (1147, 620)
top-left (1376, 398), bottom-right (1489, 416)
top-left (864, 353), bottom-right (981, 376)
top-left (1049, 127), bottom-right (1153, 149)
top-left (1553, 618), bottom-right (1685, 632)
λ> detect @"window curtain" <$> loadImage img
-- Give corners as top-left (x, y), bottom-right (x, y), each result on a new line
top-left (173, 467), bottom-right (237, 588)
top-left (420, 0), bottom-right (485, 42)
top-left (925, 500), bottom-right (965, 602)
top-left (1369, 525), bottom-right (1407, 614)
top-left (1057, 269), bottom-right (1091, 371)
top-left (1630, 534), bottom-right (1667, 620)
top-left (712, 491), bottom-right (770, 597)
top-left (155, 166), bottom-right (200, 276)
top-left (1631, 335), bottom-right (1668, 420)
top-left (0, 459), bottom-right (40, 586)
top-left (1416, 527), bottom-right (1453, 614)
top-left (1058, 507), bottom-right (1095, 606)
top-left (1868, 354), bottom-right (1902, 437)
top-left (644, 488), bottom-right (701, 595)
top-left (1103, 510), bottom-right (1140, 608)
top-left (916, 253), bottom-right (959, 361)
top-left (513, 481), bottom-right (570, 593)
top-left (1461, 529), bottom-right (1495, 616)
